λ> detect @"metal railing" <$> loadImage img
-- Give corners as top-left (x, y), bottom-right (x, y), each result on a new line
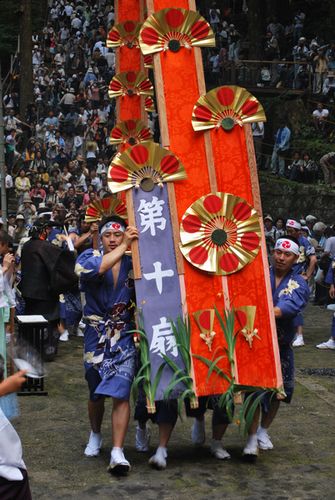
top-left (205, 59), bottom-right (315, 93)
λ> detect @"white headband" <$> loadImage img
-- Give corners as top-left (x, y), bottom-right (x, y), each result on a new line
top-left (286, 219), bottom-right (301, 230)
top-left (100, 221), bottom-right (126, 235)
top-left (275, 238), bottom-right (300, 255)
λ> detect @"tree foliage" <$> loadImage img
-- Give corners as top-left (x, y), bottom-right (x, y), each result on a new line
top-left (0, 0), bottom-right (47, 75)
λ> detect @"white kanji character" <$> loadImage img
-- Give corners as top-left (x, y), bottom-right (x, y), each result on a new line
top-left (143, 261), bottom-right (174, 294)
top-left (150, 316), bottom-right (178, 358)
top-left (138, 196), bottom-right (166, 236)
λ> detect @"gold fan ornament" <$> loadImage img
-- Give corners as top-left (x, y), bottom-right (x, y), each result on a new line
top-left (85, 196), bottom-right (127, 223)
top-left (193, 309), bottom-right (216, 352)
top-left (110, 120), bottom-right (153, 146)
top-left (192, 86), bottom-right (266, 132)
top-left (145, 96), bottom-right (156, 113)
top-left (108, 141), bottom-right (186, 193)
top-left (107, 20), bottom-right (142, 49)
top-left (143, 54), bottom-right (154, 69)
top-left (234, 306), bottom-right (260, 348)
top-left (108, 71), bottom-right (154, 99)
top-left (180, 192), bottom-right (261, 275)
top-left (139, 8), bottom-right (215, 55)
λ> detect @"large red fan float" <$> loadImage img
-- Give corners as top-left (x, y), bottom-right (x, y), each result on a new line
top-left (140, 0), bottom-right (282, 394)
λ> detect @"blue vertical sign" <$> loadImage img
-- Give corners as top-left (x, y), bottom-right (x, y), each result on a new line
top-left (133, 184), bottom-right (184, 401)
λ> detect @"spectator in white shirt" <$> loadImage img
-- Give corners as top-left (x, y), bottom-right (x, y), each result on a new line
top-left (312, 103), bottom-right (329, 132)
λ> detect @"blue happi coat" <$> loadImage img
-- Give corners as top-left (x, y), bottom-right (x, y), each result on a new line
top-left (75, 249), bottom-right (136, 399)
top-left (292, 235), bottom-right (315, 275)
top-left (270, 267), bottom-right (310, 401)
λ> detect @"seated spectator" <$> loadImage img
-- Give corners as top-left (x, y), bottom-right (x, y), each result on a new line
top-left (30, 181), bottom-right (47, 208)
top-left (301, 153), bottom-right (318, 183)
top-left (322, 72), bottom-right (335, 101)
top-left (17, 194), bottom-right (37, 225)
top-left (15, 169), bottom-right (31, 206)
top-left (45, 184), bottom-right (58, 207)
top-left (63, 186), bottom-right (82, 210)
top-left (288, 151), bottom-right (303, 181)
top-left (37, 166), bottom-right (50, 186)
top-left (82, 184), bottom-right (96, 206)
top-left (13, 214), bottom-right (28, 246)
top-left (312, 103), bottom-right (329, 133)
top-left (29, 150), bottom-right (47, 173)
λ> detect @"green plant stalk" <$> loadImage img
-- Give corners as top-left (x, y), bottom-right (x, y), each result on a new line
top-left (161, 316), bottom-right (198, 411)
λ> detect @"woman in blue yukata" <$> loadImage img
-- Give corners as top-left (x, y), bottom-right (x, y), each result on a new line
top-left (75, 216), bottom-right (138, 475)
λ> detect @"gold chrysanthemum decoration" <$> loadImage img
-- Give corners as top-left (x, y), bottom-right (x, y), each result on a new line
top-left (192, 86), bottom-right (266, 132)
top-left (108, 141), bottom-right (186, 193)
top-left (110, 120), bottom-right (153, 146)
top-left (85, 196), bottom-right (127, 223)
top-left (139, 8), bottom-right (215, 55)
top-left (180, 193), bottom-right (261, 275)
top-left (108, 71), bottom-right (154, 99)
top-left (107, 20), bottom-right (142, 49)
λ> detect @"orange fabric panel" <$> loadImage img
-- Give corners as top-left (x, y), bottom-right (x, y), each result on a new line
top-left (119, 94), bottom-right (142, 121)
top-left (153, 0), bottom-right (189, 9)
top-left (211, 127), bottom-right (279, 387)
top-left (119, 46), bottom-right (142, 73)
top-left (118, 0), bottom-right (141, 20)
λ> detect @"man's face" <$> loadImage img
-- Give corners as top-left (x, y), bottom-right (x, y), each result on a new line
top-left (101, 230), bottom-right (124, 253)
top-left (286, 227), bottom-right (299, 237)
top-left (273, 249), bottom-right (297, 273)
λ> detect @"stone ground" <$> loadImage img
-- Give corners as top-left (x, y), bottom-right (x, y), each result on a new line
top-left (14, 304), bottom-right (335, 500)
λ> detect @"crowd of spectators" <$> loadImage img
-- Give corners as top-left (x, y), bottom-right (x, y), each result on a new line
top-left (263, 213), bottom-right (334, 308)
top-left (2, 0), bottom-right (335, 238)
top-left (2, 0), bottom-right (129, 238)
top-left (202, 2), bottom-right (335, 97)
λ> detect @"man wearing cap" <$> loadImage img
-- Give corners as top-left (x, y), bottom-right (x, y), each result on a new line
top-left (13, 215), bottom-right (28, 246)
top-left (305, 214), bottom-right (317, 235)
top-left (286, 219), bottom-right (317, 347)
top-left (243, 236), bottom-right (310, 456)
top-left (75, 216), bottom-right (138, 474)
